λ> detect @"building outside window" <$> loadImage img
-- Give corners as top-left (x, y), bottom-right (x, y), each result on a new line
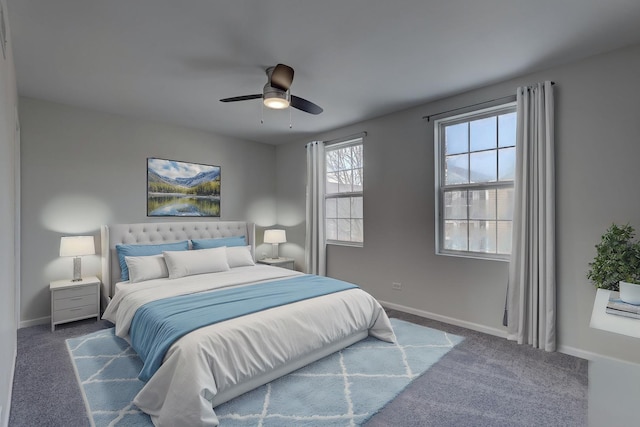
top-left (325, 137), bottom-right (364, 246)
top-left (435, 103), bottom-right (516, 260)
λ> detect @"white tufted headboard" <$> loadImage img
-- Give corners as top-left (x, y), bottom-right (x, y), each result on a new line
top-left (100, 221), bottom-right (255, 302)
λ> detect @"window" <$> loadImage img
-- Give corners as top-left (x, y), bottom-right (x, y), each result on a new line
top-left (325, 138), bottom-right (364, 245)
top-left (435, 103), bottom-right (516, 260)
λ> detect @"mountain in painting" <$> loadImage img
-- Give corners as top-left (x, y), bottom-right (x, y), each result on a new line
top-left (148, 168), bottom-right (220, 189)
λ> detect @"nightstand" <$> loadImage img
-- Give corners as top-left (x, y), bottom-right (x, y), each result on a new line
top-left (50, 275), bottom-right (101, 331)
top-left (257, 257), bottom-right (295, 270)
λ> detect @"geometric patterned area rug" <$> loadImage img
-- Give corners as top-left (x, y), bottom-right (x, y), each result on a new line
top-left (66, 318), bottom-right (463, 426)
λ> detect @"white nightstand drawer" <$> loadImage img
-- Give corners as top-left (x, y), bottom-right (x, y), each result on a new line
top-left (55, 294), bottom-right (97, 310)
top-left (54, 285), bottom-right (97, 300)
top-left (53, 304), bottom-right (97, 323)
top-left (50, 276), bottom-right (101, 331)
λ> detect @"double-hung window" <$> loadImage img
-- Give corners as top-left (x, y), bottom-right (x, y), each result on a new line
top-left (325, 137), bottom-right (364, 246)
top-left (435, 103), bottom-right (516, 260)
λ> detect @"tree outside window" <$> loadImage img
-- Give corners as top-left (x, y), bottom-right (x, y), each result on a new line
top-left (325, 139), bottom-right (363, 245)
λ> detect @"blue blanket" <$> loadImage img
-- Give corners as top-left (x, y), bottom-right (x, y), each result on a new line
top-left (130, 274), bottom-right (358, 381)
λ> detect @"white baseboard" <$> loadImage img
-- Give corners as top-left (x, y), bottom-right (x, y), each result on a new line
top-left (382, 301), bottom-right (623, 362)
top-left (556, 345), bottom-right (595, 361)
top-left (558, 345), bottom-right (637, 363)
top-left (19, 316), bottom-right (49, 329)
top-left (379, 300), bottom-right (508, 339)
top-left (3, 346), bottom-right (16, 427)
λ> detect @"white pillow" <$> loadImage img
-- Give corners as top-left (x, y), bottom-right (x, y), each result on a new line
top-left (163, 247), bottom-right (230, 279)
top-left (125, 254), bottom-right (169, 283)
top-left (226, 245), bottom-right (255, 268)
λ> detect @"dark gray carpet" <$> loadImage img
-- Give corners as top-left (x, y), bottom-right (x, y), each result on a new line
top-left (366, 311), bottom-right (588, 426)
top-left (10, 319), bottom-right (113, 427)
top-left (10, 312), bottom-right (587, 426)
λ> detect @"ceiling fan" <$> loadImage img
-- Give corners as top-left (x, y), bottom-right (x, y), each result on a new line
top-left (220, 64), bottom-right (323, 115)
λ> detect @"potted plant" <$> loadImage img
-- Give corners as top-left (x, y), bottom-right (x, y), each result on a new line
top-left (587, 223), bottom-right (640, 304)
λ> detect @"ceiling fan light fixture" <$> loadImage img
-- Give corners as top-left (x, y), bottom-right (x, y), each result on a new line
top-left (263, 86), bottom-right (290, 109)
top-left (262, 93), bottom-right (289, 110)
top-left (263, 96), bottom-right (290, 109)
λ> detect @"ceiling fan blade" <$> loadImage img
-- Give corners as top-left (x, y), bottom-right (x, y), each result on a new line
top-left (270, 64), bottom-right (294, 91)
top-left (220, 94), bottom-right (262, 102)
top-left (291, 95), bottom-right (323, 115)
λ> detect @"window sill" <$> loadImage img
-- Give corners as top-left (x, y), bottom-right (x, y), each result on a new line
top-left (436, 250), bottom-right (509, 262)
top-left (326, 240), bottom-right (363, 248)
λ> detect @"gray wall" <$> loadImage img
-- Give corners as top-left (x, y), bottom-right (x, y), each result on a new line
top-left (276, 43), bottom-right (640, 363)
top-left (20, 97), bottom-right (278, 324)
top-left (0, 0), bottom-right (18, 422)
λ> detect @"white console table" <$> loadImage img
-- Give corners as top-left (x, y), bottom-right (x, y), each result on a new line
top-left (589, 288), bottom-right (640, 338)
top-left (588, 288), bottom-right (640, 427)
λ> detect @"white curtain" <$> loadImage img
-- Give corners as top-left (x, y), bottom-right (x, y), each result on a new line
top-left (305, 141), bottom-right (326, 276)
top-left (507, 81), bottom-right (556, 351)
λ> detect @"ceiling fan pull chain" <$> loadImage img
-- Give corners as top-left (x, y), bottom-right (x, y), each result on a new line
top-left (261, 102), bottom-right (264, 124)
top-left (289, 106), bottom-right (292, 129)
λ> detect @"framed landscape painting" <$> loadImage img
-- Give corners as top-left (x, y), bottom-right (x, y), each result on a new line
top-left (147, 158), bottom-right (221, 217)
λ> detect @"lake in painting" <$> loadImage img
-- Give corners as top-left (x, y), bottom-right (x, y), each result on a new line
top-left (147, 158), bottom-right (221, 217)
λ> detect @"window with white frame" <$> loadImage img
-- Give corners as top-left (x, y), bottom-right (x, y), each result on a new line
top-left (435, 103), bottom-right (516, 260)
top-left (325, 138), bottom-right (364, 245)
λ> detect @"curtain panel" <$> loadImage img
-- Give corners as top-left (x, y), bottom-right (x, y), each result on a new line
top-left (305, 141), bottom-right (326, 276)
top-left (507, 81), bottom-right (556, 351)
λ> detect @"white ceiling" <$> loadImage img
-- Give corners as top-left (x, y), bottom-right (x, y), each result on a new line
top-left (8, 0), bottom-right (640, 145)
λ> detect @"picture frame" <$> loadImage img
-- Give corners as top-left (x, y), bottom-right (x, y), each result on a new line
top-left (147, 157), bottom-right (221, 217)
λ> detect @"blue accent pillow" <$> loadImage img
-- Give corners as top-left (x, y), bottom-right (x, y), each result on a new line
top-left (191, 236), bottom-right (246, 250)
top-left (116, 241), bottom-right (189, 281)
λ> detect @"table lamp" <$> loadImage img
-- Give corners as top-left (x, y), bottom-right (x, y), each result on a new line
top-left (60, 236), bottom-right (95, 281)
top-left (264, 229), bottom-right (286, 259)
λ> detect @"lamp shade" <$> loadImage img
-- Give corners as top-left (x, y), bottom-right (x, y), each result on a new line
top-left (264, 229), bottom-right (286, 244)
top-left (60, 236), bottom-right (96, 257)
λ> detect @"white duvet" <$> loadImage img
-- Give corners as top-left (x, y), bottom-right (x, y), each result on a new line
top-left (102, 265), bottom-right (395, 427)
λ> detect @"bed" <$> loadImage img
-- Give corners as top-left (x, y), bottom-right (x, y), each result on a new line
top-left (100, 221), bottom-right (395, 427)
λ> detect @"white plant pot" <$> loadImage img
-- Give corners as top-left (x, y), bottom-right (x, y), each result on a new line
top-left (619, 281), bottom-right (640, 305)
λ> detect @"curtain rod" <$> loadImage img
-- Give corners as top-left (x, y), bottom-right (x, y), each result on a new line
top-left (305, 131), bottom-right (367, 149)
top-left (325, 131), bottom-right (367, 145)
top-left (422, 81), bottom-right (555, 122)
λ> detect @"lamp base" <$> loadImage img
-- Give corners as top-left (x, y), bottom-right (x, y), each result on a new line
top-left (72, 256), bottom-right (82, 281)
top-left (272, 243), bottom-right (279, 259)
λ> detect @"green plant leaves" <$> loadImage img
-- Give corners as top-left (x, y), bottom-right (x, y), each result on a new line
top-left (587, 223), bottom-right (640, 291)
